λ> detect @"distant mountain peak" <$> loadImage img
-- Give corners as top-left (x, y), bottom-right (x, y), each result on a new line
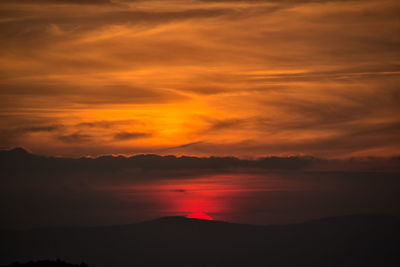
top-left (147, 216), bottom-right (221, 225)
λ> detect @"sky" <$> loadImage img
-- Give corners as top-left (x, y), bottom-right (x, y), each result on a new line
top-left (0, 0), bottom-right (399, 158)
top-left (0, 0), bottom-right (400, 228)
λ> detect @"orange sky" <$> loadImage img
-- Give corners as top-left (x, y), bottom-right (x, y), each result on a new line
top-left (0, 0), bottom-right (399, 158)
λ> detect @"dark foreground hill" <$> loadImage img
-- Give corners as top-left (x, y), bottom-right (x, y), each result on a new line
top-left (1, 214), bottom-right (399, 267)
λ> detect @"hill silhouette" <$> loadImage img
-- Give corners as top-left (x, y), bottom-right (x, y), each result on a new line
top-left (1, 214), bottom-right (399, 267)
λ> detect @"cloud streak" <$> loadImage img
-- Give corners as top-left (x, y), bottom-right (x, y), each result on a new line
top-left (113, 131), bottom-right (151, 140)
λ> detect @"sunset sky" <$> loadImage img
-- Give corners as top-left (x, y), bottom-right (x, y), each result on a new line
top-left (1, 0), bottom-right (399, 158)
top-left (1, 1), bottom-right (400, 229)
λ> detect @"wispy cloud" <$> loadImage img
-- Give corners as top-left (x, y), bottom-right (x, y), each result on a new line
top-left (56, 133), bottom-right (92, 144)
top-left (0, 0), bottom-right (399, 157)
top-left (113, 131), bottom-right (151, 141)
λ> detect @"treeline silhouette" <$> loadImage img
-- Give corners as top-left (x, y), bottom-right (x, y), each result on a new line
top-left (1, 260), bottom-right (88, 267)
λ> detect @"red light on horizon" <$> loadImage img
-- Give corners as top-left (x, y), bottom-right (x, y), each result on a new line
top-left (186, 212), bottom-right (213, 220)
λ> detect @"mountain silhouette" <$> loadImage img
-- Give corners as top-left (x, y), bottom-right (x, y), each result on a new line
top-left (1, 214), bottom-right (399, 267)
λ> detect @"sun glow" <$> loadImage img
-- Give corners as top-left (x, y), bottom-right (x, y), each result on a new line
top-left (186, 212), bottom-right (213, 220)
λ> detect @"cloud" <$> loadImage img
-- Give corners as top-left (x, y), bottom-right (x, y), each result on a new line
top-left (0, 0), bottom-right (399, 157)
top-left (162, 141), bottom-right (205, 152)
top-left (0, 82), bottom-right (186, 108)
top-left (206, 118), bottom-right (248, 132)
top-left (113, 131), bottom-right (151, 141)
top-left (18, 125), bottom-right (62, 133)
top-left (169, 189), bottom-right (186, 193)
top-left (5, 0), bottom-right (115, 5)
top-left (56, 133), bottom-right (92, 144)
top-left (0, 124), bottom-right (63, 148)
top-left (76, 120), bottom-right (136, 128)
top-left (3, 147), bottom-right (399, 174)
